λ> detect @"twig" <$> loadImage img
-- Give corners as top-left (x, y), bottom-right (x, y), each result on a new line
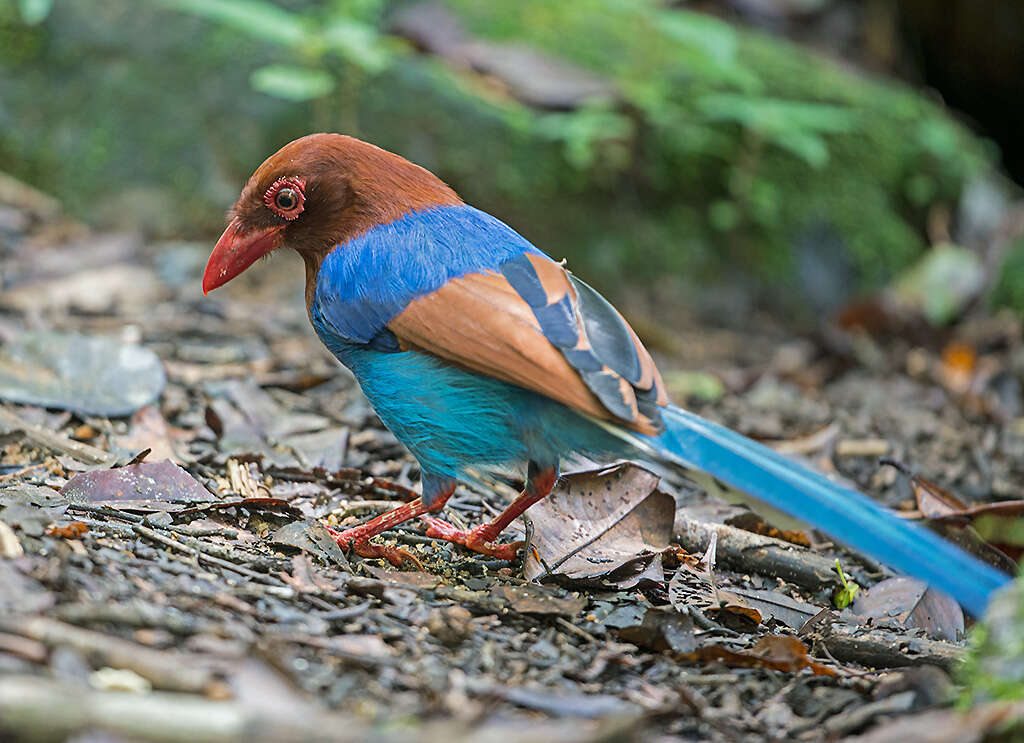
top-left (0, 617), bottom-right (216, 693)
top-left (0, 405), bottom-right (114, 466)
top-left (0, 462), bottom-right (48, 482)
top-left (132, 524), bottom-right (283, 586)
top-left (67, 503), bottom-right (239, 538)
top-left (555, 617), bottom-right (598, 644)
top-left (676, 515), bottom-right (852, 592)
top-left (0, 675), bottom-right (625, 743)
top-left (810, 620), bottom-right (964, 671)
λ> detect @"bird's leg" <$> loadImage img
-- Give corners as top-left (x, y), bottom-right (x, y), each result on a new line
top-left (328, 480), bottom-right (456, 567)
top-left (421, 463), bottom-right (558, 561)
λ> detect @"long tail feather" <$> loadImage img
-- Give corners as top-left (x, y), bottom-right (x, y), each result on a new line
top-left (647, 405), bottom-right (1011, 616)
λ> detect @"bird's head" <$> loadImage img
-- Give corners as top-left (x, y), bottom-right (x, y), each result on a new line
top-left (202, 133), bottom-right (460, 294)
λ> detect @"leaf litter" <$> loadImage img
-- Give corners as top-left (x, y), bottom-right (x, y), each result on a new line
top-left (0, 174), bottom-right (1021, 742)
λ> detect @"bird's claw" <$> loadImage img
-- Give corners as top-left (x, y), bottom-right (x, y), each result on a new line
top-left (420, 516), bottom-right (524, 561)
top-left (328, 527), bottom-right (422, 569)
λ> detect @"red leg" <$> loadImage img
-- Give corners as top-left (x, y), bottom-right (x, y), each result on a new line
top-left (329, 482), bottom-right (455, 567)
top-left (421, 465), bottom-right (558, 560)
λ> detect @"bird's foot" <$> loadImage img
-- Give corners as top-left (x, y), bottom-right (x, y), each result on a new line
top-left (328, 526), bottom-right (422, 569)
top-left (420, 516), bottom-right (523, 560)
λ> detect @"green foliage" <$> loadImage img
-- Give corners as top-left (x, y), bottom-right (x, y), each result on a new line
top-left (158, 0), bottom-right (399, 105)
top-left (0, 0), bottom-right (1009, 310)
top-left (960, 577), bottom-right (1024, 706)
top-left (697, 95), bottom-right (856, 169)
top-left (443, 0), bottom-right (994, 295)
top-left (991, 239), bottom-right (1024, 315)
top-left (251, 64), bottom-right (335, 101)
top-left (832, 560), bottom-right (860, 609)
top-left (159, 0), bottom-right (306, 45)
top-left (17, 0), bottom-right (53, 25)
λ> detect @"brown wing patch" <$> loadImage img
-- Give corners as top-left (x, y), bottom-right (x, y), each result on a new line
top-left (389, 271), bottom-right (662, 436)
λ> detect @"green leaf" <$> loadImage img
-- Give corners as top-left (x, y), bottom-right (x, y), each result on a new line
top-left (321, 18), bottom-right (393, 73)
top-left (699, 95), bottom-right (855, 134)
top-left (532, 106), bottom-right (633, 170)
top-left (250, 65), bottom-right (335, 101)
top-left (772, 130), bottom-right (829, 169)
top-left (916, 118), bottom-right (961, 159)
top-left (17, 0), bottom-right (54, 24)
top-left (158, 0), bottom-right (307, 46)
top-left (656, 9), bottom-right (737, 66)
top-left (833, 560), bottom-right (860, 609)
top-left (699, 95), bottom-right (855, 167)
top-left (707, 201), bottom-right (739, 233)
top-left (654, 9), bottom-right (758, 90)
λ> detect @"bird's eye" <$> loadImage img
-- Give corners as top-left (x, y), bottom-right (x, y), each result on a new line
top-left (264, 176), bottom-right (306, 220)
top-left (275, 188), bottom-right (298, 210)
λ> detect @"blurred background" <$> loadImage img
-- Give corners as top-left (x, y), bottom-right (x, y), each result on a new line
top-left (2, 0), bottom-right (1024, 322)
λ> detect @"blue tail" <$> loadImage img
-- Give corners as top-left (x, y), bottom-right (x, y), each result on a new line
top-left (647, 405), bottom-right (1012, 616)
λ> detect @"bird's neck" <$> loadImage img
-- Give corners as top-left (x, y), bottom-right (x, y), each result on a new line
top-left (301, 250), bottom-right (327, 314)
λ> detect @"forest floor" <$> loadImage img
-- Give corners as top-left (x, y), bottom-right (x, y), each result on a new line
top-left (1, 177), bottom-right (1023, 742)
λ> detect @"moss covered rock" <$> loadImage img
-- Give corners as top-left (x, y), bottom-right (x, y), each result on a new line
top-left (0, 0), bottom-right (1006, 312)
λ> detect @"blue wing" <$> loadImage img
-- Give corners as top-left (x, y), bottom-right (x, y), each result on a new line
top-left (310, 204), bottom-right (667, 433)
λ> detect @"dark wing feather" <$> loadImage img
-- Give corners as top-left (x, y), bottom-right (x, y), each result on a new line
top-left (499, 253), bottom-right (666, 429)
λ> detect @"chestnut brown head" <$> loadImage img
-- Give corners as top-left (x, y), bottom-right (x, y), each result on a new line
top-left (203, 133), bottom-right (460, 294)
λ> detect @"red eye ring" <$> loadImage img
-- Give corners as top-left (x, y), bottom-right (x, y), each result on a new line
top-left (264, 176), bottom-right (306, 220)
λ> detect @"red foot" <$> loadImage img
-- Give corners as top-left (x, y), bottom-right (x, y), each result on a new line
top-left (420, 516), bottom-right (524, 560)
top-left (328, 526), bottom-right (422, 569)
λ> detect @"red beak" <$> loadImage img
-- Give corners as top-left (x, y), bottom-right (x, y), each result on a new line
top-left (202, 218), bottom-right (285, 294)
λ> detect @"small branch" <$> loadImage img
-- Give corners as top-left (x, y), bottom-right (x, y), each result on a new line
top-left (0, 675), bottom-right (631, 743)
top-left (0, 617), bottom-right (216, 694)
top-left (811, 620), bottom-right (964, 671)
top-left (0, 405), bottom-right (114, 466)
top-left (676, 515), bottom-right (846, 592)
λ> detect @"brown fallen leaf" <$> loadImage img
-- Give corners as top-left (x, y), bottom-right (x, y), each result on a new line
top-left (938, 342), bottom-right (977, 397)
top-left (892, 461), bottom-right (969, 517)
top-left (363, 565), bottom-right (443, 589)
top-left (721, 588), bottom-right (822, 631)
top-left (705, 593), bottom-right (763, 632)
top-left (883, 459), bottom-right (1021, 569)
top-left (271, 520), bottom-right (350, 568)
top-left (849, 577), bottom-right (964, 642)
top-left (616, 608), bottom-right (696, 653)
top-left (489, 584), bottom-right (585, 616)
top-left (523, 463), bottom-right (674, 581)
top-left (682, 635), bottom-right (837, 676)
top-left (60, 460), bottom-right (215, 510)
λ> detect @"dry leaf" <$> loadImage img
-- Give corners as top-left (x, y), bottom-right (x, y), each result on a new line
top-left (885, 460), bottom-right (1020, 569)
top-left (523, 463), bottom-right (674, 581)
top-left (363, 565), bottom-right (443, 589)
top-left (721, 588), bottom-right (821, 630)
top-left (60, 460), bottom-right (214, 510)
top-left (271, 520), bottom-right (349, 568)
top-left (489, 584), bottom-right (585, 616)
top-left (616, 608), bottom-right (696, 653)
top-left (683, 635), bottom-right (836, 676)
top-left (850, 577), bottom-right (964, 642)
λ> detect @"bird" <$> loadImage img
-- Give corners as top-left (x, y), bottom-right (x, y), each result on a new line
top-left (203, 133), bottom-right (1011, 616)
